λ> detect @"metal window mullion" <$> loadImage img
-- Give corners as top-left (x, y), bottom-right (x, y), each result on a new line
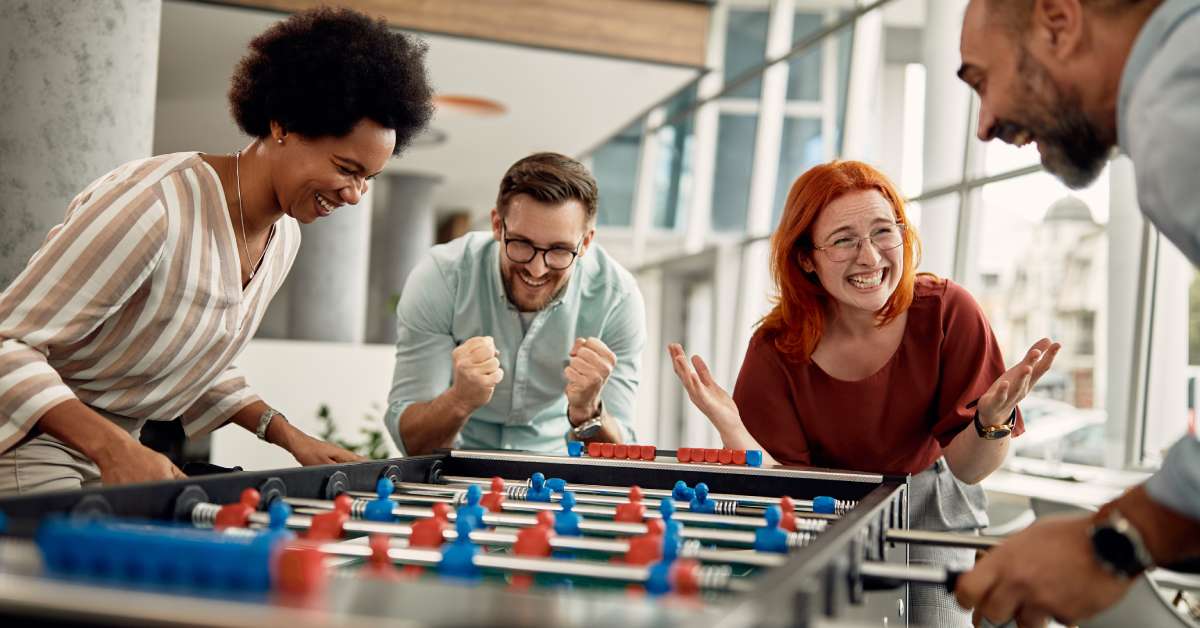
top-left (745, 0), bottom-right (796, 237)
top-left (683, 2), bottom-right (729, 252)
top-left (951, 95), bottom-right (984, 282)
top-left (1126, 226), bottom-right (1160, 468)
top-left (821, 8), bottom-right (839, 160)
top-left (630, 108), bottom-right (667, 265)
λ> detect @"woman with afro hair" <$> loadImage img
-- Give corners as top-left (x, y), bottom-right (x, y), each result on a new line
top-left (0, 7), bottom-right (434, 493)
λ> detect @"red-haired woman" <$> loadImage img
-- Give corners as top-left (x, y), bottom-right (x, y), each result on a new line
top-left (669, 160), bottom-right (1058, 626)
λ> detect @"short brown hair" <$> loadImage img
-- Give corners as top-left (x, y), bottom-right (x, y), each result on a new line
top-left (983, 0), bottom-right (1155, 36)
top-left (496, 152), bottom-right (598, 221)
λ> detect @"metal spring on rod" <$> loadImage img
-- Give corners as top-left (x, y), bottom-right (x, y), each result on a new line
top-left (679, 539), bottom-right (703, 558)
top-left (505, 485), bottom-right (529, 501)
top-left (835, 499), bottom-right (857, 515)
top-left (191, 502), bottom-right (220, 527)
top-left (713, 500), bottom-right (738, 515)
top-left (350, 499), bottom-right (369, 519)
top-left (695, 565), bottom-right (734, 590)
top-left (787, 531), bottom-right (816, 548)
top-left (795, 519), bottom-right (828, 534)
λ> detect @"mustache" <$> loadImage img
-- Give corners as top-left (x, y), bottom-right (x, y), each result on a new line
top-left (990, 119), bottom-right (1028, 144)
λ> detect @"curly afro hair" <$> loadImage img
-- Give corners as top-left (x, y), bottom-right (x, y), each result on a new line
top-left (229, 7), bottom-right (434, 155)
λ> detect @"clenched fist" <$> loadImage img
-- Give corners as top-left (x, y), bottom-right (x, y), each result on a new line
top-left (564, 337), bottom-right (616, 420)
top-left (450, 336), bottom-right (504, 411)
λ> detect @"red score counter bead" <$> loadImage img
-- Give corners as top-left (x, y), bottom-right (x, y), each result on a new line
top-left (732, 450), bottom-right (747, 465)
top-left (704, 448), bottom-right (719, 463)
top-left (718, 449), bottom-right (733, 465)
top-left (588, 442), bottom-right (603, 457)
top-left (602, 443), bottom-right (616, 458)
top-left (614, 444), bottom-right (628, 459)
top-left (677, 448), bottom-right (692, 463)
top-left (640, 445), bottom-right (656, 460)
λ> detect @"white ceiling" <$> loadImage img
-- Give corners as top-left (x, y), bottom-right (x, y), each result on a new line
top-left (154, 0), bottom-right (702, 214)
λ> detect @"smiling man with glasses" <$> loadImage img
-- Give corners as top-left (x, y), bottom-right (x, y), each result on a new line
top-left (384, 152), bottom-right (645, 455)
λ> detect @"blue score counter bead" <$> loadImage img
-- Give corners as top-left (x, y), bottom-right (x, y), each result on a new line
top-left (567, 441), bottom-right (583, 457)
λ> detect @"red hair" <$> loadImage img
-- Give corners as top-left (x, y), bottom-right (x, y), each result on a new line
top-left (759, 160), bottom-right (922, 363)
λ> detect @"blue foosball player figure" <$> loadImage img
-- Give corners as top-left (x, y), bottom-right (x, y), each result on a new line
top-left (754, 505), bottom-right (789, 554)
top-left (364, 477), bottom-right (397, 522)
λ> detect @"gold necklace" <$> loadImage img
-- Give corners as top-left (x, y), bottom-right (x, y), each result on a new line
top-left (234, 151), bottom-right (266, 281)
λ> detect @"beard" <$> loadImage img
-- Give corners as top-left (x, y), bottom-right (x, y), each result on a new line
top-left (1008, 47), bottom-right (1115, 189)
top-left (501, 263), bottom-right (570, 312)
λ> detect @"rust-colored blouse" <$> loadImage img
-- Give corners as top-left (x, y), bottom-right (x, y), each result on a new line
top-left (732, 276), bottom-right (1023, 475)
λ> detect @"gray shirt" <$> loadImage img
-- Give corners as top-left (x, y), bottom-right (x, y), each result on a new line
top-left (1118, 0), bottom-right (1200, 521)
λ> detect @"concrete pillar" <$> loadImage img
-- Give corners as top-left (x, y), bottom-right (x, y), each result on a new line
top-left (366, 173), bottom-right (440, 344)
top-left (0, 0), bottom-right (162, 288)
top-left (918, 0), bottom-right (970, 278)
top-left (287, 190), bottom-right (374, 343)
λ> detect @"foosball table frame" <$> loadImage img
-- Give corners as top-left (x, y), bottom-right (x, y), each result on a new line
top-left (0, 449), bottom-right (914, 628)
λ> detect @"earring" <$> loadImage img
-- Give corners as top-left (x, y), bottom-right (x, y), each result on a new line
top-left (277, 138), bottom-right (284, 145)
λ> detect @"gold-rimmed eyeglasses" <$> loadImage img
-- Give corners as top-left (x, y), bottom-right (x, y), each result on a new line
top-left (813, 223), bottom-right (905, 262)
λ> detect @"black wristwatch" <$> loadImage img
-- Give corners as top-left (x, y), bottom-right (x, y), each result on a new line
top-left (568, 401), bottom-right (604, 440)
top-left (1090, 508), bottom-right (1153, 578)
top-left (973, 405), bottom-right (1017, 440)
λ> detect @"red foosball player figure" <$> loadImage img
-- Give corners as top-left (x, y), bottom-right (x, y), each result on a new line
top-left (614, 486), bottom-right (646, 523)
top-left (214, 488), bottom-right (260, 531)
top-left (307, 494), bottom-right (352, 541)
top-left (624, 518), bottom-right (664, 566)
top-left (779, 496), bottom-right (797, 532)
top-left (480, 477), bottom-right (505, 512)
top-left (405, 502), bottom-right (451, 576)
top-left (364, 534), bottom-right (401, 580)
top-left (510, 511), bottom-right (555, 590)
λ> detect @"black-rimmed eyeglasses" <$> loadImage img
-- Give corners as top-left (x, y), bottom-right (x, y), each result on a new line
top-left (502, 219), bottom-right (583, 270)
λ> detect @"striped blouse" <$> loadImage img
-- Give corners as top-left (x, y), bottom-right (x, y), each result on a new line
top-left (0, 152), bottom-right (300, 452)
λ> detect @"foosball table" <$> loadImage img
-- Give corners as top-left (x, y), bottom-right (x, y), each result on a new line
top-left (0, 448), bottom-right (988, 627)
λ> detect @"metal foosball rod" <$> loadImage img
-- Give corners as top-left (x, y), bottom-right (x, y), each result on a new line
top-left (343, 488), bottom-right (830, 532)
top-left (883, 528), bottom-right (1002, 551)
top-left (319, 537), bottom-right (752, 595)
top-left (278, 496), bottom-right (818, 550)
top-left (190, 501), bottom-right (789, 568)
top-left (437, 475), bottom-right (856, 515)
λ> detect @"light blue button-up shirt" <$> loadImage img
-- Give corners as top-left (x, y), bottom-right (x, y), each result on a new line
top-left (1118, 0), bottom-right (1200, 521)
top-left (383, 232), bottom-right (645, 454)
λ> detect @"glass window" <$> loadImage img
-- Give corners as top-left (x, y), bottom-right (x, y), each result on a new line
top-left (772, 117), bottom-right (823, 225)
top-left (1142, 234), bottom-right (1194, 468)
top-left (725, 8), bottom-right (771, 99)
top-left (711, 113), bottom-right (759, 232)
top-left (652, 115), bottom-right (694, 230)
top-left (968, 168), bottom-right (1111, 466)
top-left (592, 119), bottom-right (644, 227)
top-left (982, 135), bottom-right (1042, 176)
top-left (785, 12), bottom-right (826, 101)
